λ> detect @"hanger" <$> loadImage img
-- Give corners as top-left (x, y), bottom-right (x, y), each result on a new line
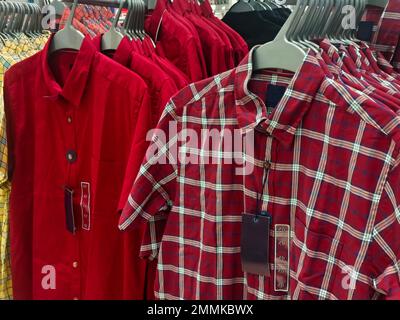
top-left (138, 0), bottom-right (146, 40)
top-left (291, 0), bottom-right (316, 50)
top-left (367, 0), bottom-right (388, 8)
top-left (228, 0), bottom-right (255, 13)
top-left (0, 1), bottom-right (9, 45)
top-left (48, 0), bottom-right (84, 54)
top-left (101, 0), bottom-right (125, 51)
top-left (253, 1), bottom-right (306, 72)
top-left (309, 0), bottom-right (334, 41)
top-left (124, 0), bottom-right (136, 40)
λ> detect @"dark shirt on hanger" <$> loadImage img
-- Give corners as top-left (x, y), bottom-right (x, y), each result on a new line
top-left (222, 8), bottom-right (290, 49)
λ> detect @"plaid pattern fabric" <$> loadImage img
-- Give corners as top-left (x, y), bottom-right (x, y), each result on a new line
top-left (0, 35), bottom-right (49, 300)
top-left (59, 5), bottom-right (114, 38)
top-left (318, 40), bottom-right (400, 114)
top-left (119, 48), bottom-right (400, 300)
top-left (362, 1), bottom-right (400, 73)
top-left (362, 5), bottom-right (383, 40)
top-left (370, 0), bottom-right (400, 65)
top-left (346, 43), bottom-right (400, 92)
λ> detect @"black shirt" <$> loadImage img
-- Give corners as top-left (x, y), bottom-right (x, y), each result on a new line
top-left (222, 8), bottom-right (291, 49)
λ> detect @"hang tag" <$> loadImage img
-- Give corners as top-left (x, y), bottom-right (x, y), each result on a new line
top-left (64, 186), bottom-right (76, 234)
top-left (274, 224), bottom-right (290, 292)
top-left (266, 85), bottom-right (286, 115)
top-left (80, 182), bottom-right (91, 231)
top-left (241, 211), bottom-right (271, 276)
top-left (357, 22), bottom-right (374, 42)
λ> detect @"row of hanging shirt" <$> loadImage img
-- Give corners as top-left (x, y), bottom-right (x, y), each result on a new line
top-left (59, 4), bottom-right (114, 36)
top-left (222, 0), bottom-right (292, 48)
top-left (145, 0), bottom-right (249, 81)
top-left (0, 1), bottom-right (51, 301)
top-left (3, 0), bottom-right (400, 301)
top-left (118, 0), bottom-right (400, 300)
top-left (360, 0), bottom-right (400, 72)
top-left (0, 0), bottom-right (249, 300)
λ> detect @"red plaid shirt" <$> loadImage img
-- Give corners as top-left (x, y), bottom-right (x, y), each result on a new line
top-left (119, 49), bottom-right (400, 300)
top-left (371, 1), bottom-right (400, 65)
top-left (362, 1), bottom-right (400, 73)
top-left (317, 40), bottom-right (400, 114)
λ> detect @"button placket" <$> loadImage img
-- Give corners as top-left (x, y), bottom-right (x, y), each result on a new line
top-left (63, 104), bottom-right (81, 299)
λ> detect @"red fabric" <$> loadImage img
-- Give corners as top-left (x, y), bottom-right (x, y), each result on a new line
top-left (362, 2), bottom-right (400, 73)
top-left (131, 38), bottom-right (145, 55)
top-left (199, 0), bottom-right (248, 64)
top-left (150, 53), bottom-right (190, 89)
top-left (172, 0), bottom-right (227, 77)
top-left (119, 49), bottom-right (400, 300)
top-left (318, 39), bottom-right (400, 113)
top-left (145, 0), bottom-right (207, 81)
top-left (190, 0), bottom-right (234, 70)
top-left (92, 35), bottom-right (180, 299)
top-left (5, 36), bottom-right (151, 300)
top-left (370, 1), bottom-right (400, 65)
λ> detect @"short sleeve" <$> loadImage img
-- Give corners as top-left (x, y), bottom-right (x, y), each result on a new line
top-left (118, 101), bottom-right (179, 260)
top-left (371, 162), bottom-right (400, 299)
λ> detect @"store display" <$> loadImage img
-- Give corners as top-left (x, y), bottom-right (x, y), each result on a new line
top-left (1, 0), bottom-right (400, 301)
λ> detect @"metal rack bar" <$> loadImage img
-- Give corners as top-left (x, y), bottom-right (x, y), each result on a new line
top-left (61, 0), bottom-right (129, 8)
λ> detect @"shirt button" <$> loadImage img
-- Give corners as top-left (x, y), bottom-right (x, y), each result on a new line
top-left (66, 150), bottom-right (77, 163)
top-left (264, 161), bottom-right (271, 170)
top-left (67, 116), bottom-right (72, 124)
top-left (72, 261), bottom-right (78, 268)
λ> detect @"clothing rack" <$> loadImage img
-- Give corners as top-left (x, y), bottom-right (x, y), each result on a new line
top-left (61, 0), bottom-right (129, 8)
top-left (61, 0), bottom-right (156, 9)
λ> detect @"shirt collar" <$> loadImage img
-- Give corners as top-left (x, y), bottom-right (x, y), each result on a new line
top-left (92, 34), bottom-right (132, 67)
top-left (234, 46), bottom-right (326, 146)
top-left (42, 34), bottom-right (96, 107)
top-left (347, 44), bottom-right (373, 72)
top-left (113, 37), bottom-right (133, 66)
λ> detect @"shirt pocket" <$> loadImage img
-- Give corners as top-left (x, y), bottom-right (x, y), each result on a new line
top-left (292, 216), bottom-right (344, 300)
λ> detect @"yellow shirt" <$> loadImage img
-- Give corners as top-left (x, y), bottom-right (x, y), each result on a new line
top-left (0, 34), bottom-right (49, 300)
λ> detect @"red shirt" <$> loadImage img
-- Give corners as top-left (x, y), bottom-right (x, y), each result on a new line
top-left (190, 1), bottom-right (235, 70)
top-left (370, 1), bottom-right (400, 66)
top-left (5, 36), bottom-right (150, 300)
top-left (145, 0), bottom-right (207, 81)
top-left (150, 53), bottom-right (190, 89)
top-left (119, 49), bottom-right (400, 300)
top-left (199, 0), bottom-right (248, 65)
top-left (92, 35), bottom-right (180, 299)
top-left (362, 2), bottom-right (400, 73)
top-left (172, 0), bottom-right (228, 76)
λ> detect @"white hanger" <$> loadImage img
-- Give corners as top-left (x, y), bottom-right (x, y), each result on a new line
top-left (101, 0), bottom-right (125, 51)
top-left (48, 0), bottom-right (84, 54)
top-left (367, 0), bottom-right (388, 8)
top-left (253, 0), bottom-right (306, 72)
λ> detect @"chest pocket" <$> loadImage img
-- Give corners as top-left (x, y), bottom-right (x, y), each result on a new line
top-left (291, 216), bottom-right (344, 300)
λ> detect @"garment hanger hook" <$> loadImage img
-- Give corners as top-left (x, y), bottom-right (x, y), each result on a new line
top-left (66, 0), bottom-right (79, 28)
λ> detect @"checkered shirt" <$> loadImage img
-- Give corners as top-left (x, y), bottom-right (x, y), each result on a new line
top-left (362, 1), bottom-right (400, 73)
top-left (119, 49), bottom-right (400, 300)
top-left (0, 35), bottom-right (49, 300)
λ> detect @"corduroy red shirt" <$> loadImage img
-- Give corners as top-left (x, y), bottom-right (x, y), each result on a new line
top-left (120, 49), bottom-right (400, 300)
top-left (4, 36), bottom-right (150, 300)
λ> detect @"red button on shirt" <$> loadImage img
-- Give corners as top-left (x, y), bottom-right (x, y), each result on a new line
top-left (5, 36), bottom-right (150, 300)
